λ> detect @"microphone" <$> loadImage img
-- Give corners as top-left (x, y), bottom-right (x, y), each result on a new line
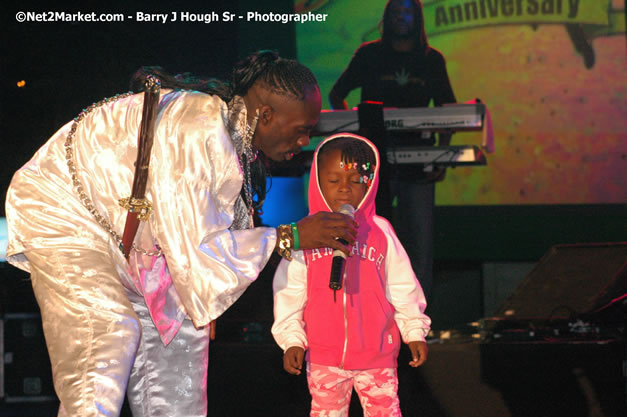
top-left (329, 204), bottom-right (355, 291)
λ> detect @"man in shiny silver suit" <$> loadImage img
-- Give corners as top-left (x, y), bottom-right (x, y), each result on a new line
top-left (5, 51), bottom-right (357, 416)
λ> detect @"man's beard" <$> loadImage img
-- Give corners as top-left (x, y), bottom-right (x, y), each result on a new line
top-left (390, 29), bottom-right (415, 40)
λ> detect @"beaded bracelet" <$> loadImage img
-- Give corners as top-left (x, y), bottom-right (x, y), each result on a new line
top-left (277, 224), bottom-right (294, 261)
top-left (290, 222), bottom-right (300, 251)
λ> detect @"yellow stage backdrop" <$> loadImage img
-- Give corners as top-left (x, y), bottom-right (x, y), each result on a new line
top-left (294, 0), bottom-right (626, 205)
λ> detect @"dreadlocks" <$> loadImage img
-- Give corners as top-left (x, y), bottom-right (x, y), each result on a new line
top-left (231, 50), bottom-right (318, 100)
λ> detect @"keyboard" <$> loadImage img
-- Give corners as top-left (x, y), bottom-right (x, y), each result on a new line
top-left (386, 145), bottom-right (487, 166)
top-left (312, 103), bottom-right (485, 136)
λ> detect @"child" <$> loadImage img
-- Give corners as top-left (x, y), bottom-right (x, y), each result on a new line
top-left (272, 133), bottom-right (431, 417)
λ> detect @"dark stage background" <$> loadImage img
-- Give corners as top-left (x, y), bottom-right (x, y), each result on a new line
top-left (1, 1), bottom-right (626, 416)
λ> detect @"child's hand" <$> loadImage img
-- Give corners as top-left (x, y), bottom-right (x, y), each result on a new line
top-left (283, 346), bottom-right (305, 375)
top-left (408, 341), bottom-right (428, 367)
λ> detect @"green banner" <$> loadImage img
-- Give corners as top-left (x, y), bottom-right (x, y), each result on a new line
top-left (423, 0), bottom-right (611, 35)
top-left (585, 9), bottom-right (626, 37)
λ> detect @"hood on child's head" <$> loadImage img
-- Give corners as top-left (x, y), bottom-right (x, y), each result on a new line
top-left (308, 133), bottom-right (380, 221)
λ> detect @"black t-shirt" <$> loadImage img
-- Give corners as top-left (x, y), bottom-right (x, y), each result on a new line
top-left (330, 40), bottom-right (456, 108)
top-left (330, 40), bottom-right (457, 181)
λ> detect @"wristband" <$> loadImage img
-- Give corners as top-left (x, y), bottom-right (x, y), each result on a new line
top-left (290, 222), bottom-right (300, 250)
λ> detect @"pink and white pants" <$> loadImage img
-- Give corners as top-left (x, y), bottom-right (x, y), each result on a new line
top-left (307, 362), bottom-right (402, 417)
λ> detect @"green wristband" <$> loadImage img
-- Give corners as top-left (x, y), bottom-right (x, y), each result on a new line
top-left (290, 222), bottom-right (300, 250)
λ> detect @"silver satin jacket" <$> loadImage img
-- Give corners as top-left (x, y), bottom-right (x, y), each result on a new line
top-left (5, 89), bottom-right (277, 343)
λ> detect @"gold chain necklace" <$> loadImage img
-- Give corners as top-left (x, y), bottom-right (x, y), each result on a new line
top-left (64, 92), bottom-right (162, 257)
top-left (240, 109), bottom-right (259, 220)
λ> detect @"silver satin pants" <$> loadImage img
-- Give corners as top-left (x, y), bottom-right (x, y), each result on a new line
top-left (26, 247), bottom-right (209, 417)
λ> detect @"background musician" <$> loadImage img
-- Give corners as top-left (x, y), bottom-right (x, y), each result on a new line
top-left (328, 0), bottom-right (456, 301)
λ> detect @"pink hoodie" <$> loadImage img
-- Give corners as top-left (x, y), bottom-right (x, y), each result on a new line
top-left (272, 133), bottom-right (430, 370)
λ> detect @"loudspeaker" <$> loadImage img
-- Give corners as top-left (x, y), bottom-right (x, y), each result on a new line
top-left (494, 242), bottom-right (627, 319)
top-left (1, 313), bottom-right (55, 402)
